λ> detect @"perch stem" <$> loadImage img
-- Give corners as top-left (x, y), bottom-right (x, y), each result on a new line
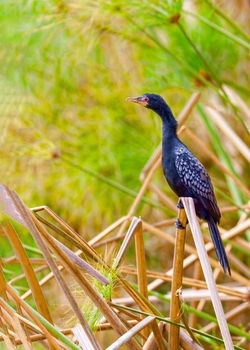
top-left (169, 203), bottom-right (188, 349)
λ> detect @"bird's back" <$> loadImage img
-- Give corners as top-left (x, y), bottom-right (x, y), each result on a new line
top-left (162, 136), bottom-right (221, 223)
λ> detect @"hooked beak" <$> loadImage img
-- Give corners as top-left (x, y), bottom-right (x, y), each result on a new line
top-left (126, 95), bottom-right (149, 107)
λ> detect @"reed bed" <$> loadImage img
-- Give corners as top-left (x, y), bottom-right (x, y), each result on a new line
top-left (0, 92), bottom-right (249, 350)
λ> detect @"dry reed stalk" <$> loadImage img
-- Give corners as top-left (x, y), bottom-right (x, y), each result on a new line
top-left (113, 279), bottom-right (167, 349)
top-left (182, 197), bottom-right (234, 350)
top-left (3, 286), bottom-right (62, 350)
top-left (202, 301), bottom-right (250, 333)
top-left (235, 237), bottom-right (250, 251)
top-left (112, 217), bottom-right (141, 269)
top-left (223, 85), bottom-right (250, 122)
top-left (3, 223), bottom-right (53, 323)
top-left (9, 314), bottom-right (32, 350)
top-left (149, 319), bottom-right (167, 350)
top-left (183, 127), bottom-right (250, 197)
top-left (28, 235), bottom-right (100, 349)
top-left (0, 263), bottom-right (14, 344)
top-left (0, 186), bottom-right (101, 350)
top-left (33, 206), bottom-right (101, 263)
top-left (148, 183), bottom-right (177, 211)
top-left (97, 320), bottom-right (138, 331)
top-left (2, 257), bottom-right (47, 265)
top-left (169, 205), bottom-right (188, 350)
top-left (153, 218), bottom-right (176, 228)
top-left (118, 157), bottom-right (162, 237)
top-left (189, 262), bottom-right (202, 328)
top-left (179, 329), bottom-right (204, 350)
top-left (0, 333), bottom-right (15, 350)
top-left (33, 219), bottom-right (142, 350)
top-left (92, 234), bottom-right (125, 248)
top-left (195, 267), bottom-right (224, 317)
top-left (121, 267), bottom-right (249, 300)
top-left (105, 157), bottom-right (162, 263)
top-left (221, 204), bottom-right (250, 213)
top-left (142, 221), bottom-right (196, 255)
top-left (51, 236), bottom-right (109, 284)
top-left (148, 218), bottom-right (250, 291)
top-left (143, 321), bottom-right (165, 350)
top-left (227, 250), bottom-right (250, 278)
top-left (167, 288), bottom-right (242, 302)
top-left (205, 106), bottom-right (250, 162)
top-left (88, 215), bottom-right (130, 246)
top-left (140, 144), bottom-right (162, 181)
top-left (72, 324), bottom-right (100, 350)
top-left (0, 329), bottom-right (73, 345)
top-left (106, 316), bottom-right (155, 350)
top-left (135, 219), bottom-right (150, 341)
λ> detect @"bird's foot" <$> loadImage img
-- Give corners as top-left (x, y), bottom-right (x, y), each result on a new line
top-left (177, 199), bottom-right (184, 209)
top-left (176, 218), bottom-right (185, 230)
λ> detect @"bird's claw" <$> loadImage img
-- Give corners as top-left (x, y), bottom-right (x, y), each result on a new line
top-left (177, 199), bottom-right (184, 209)
top-left (176, 218), bottom-right (185, 230)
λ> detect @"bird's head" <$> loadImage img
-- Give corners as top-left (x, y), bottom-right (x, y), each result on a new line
top-left (126, 93), bottom-right (167, 112)
top-left (126, 93), bottom-right (177, 129)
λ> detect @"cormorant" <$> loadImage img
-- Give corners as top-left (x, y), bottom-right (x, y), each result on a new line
top-left (127, 93), bottom-right (230, 275)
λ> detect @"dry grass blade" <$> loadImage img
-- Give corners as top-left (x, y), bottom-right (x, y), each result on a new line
top-left (181, 197), bottom-right (234, 350)
top-left (106, 316), bottom-right (155, 350)
top-left (0, 185), bottom-right (100, 350)
top-left (202, 301), bottom-right (250, 333)
top-left (52, 236), bottom-right (109, 285)
top-left (177, 92), bottom-right (201, 127)
top-left (148, 184), bottom-right (177, 211)
top-left (135, 218), bottom-right (149, 340)
top-left (179, 329), bottom-right (204, 350)
top-left (0, 332), bottom-right (15, 350)
top-left (205, 106), bottom-right (250, 162)
top-left (150, 320), bottom-right (167, 350)
top-left (32, 206), bottom-right (101, 263)
top-left (11, 315), bottom-right (32, 350)
top-left (223, 85), bottom-right (250, 123)
top-left (147, 217), bottom-right (250, 291)
top-left (0, 292), bottom-right (61, 350)
top-left (120, 267), bottom-right (249, 300)
top-left (169, 204), bottom-right (188, 350)
top-left (143, 321), bottom-right (165, 350)
top-left (3, 223), bottom-right (53, 323)
top-left (114, 279), bottom-right (166, 349)
top-left (88, 216), bottom-right (130, 246)
top-left (34, 218), bottom-right (143, 350)
top-left (113, 217), bottom-right (142, 269)
top-left (72, 324), bottom-right (100, 350)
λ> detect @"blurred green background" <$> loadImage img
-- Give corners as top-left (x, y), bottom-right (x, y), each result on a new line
top-left (0, 0), bottom-right (249, 238)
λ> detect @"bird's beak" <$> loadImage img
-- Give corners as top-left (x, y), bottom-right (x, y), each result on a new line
top-left (126, 95), bottom-right (149, 107)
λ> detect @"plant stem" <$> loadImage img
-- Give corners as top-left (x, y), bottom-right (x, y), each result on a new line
top-left (169, 203), bottom-right (188, 349)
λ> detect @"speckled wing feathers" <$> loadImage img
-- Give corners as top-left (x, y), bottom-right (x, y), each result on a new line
top-left (175, 148), bottom-right (221, 221)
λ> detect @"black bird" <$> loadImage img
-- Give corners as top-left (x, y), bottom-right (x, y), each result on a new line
top-left (127, 93), bottom-right (230, 275)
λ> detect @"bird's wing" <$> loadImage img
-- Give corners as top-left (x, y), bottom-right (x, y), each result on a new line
top-left (175, 149), bottom-right (221, 221)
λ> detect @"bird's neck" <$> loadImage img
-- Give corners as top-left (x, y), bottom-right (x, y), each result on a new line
top-left (157, 105), bottom-right (178, 140)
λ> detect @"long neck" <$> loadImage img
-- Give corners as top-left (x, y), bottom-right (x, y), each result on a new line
top-left (155, 104), bottom-right (178, 140)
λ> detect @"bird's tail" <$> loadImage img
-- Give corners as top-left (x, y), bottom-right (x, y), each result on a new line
top-left (207, 217), bottom-right (231, 275)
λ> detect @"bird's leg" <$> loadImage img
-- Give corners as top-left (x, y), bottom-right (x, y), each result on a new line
top-left (177, 198), bottom-right (184, 209)
top-left (176, 198), bottom-right (188, 228)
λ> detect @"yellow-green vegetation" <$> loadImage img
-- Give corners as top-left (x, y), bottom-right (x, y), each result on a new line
top-left (0, 0), bottom-right (249, 349)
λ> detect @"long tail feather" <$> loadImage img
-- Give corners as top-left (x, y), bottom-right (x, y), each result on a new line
top-left (207, 217), bottom-right (231, 275)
